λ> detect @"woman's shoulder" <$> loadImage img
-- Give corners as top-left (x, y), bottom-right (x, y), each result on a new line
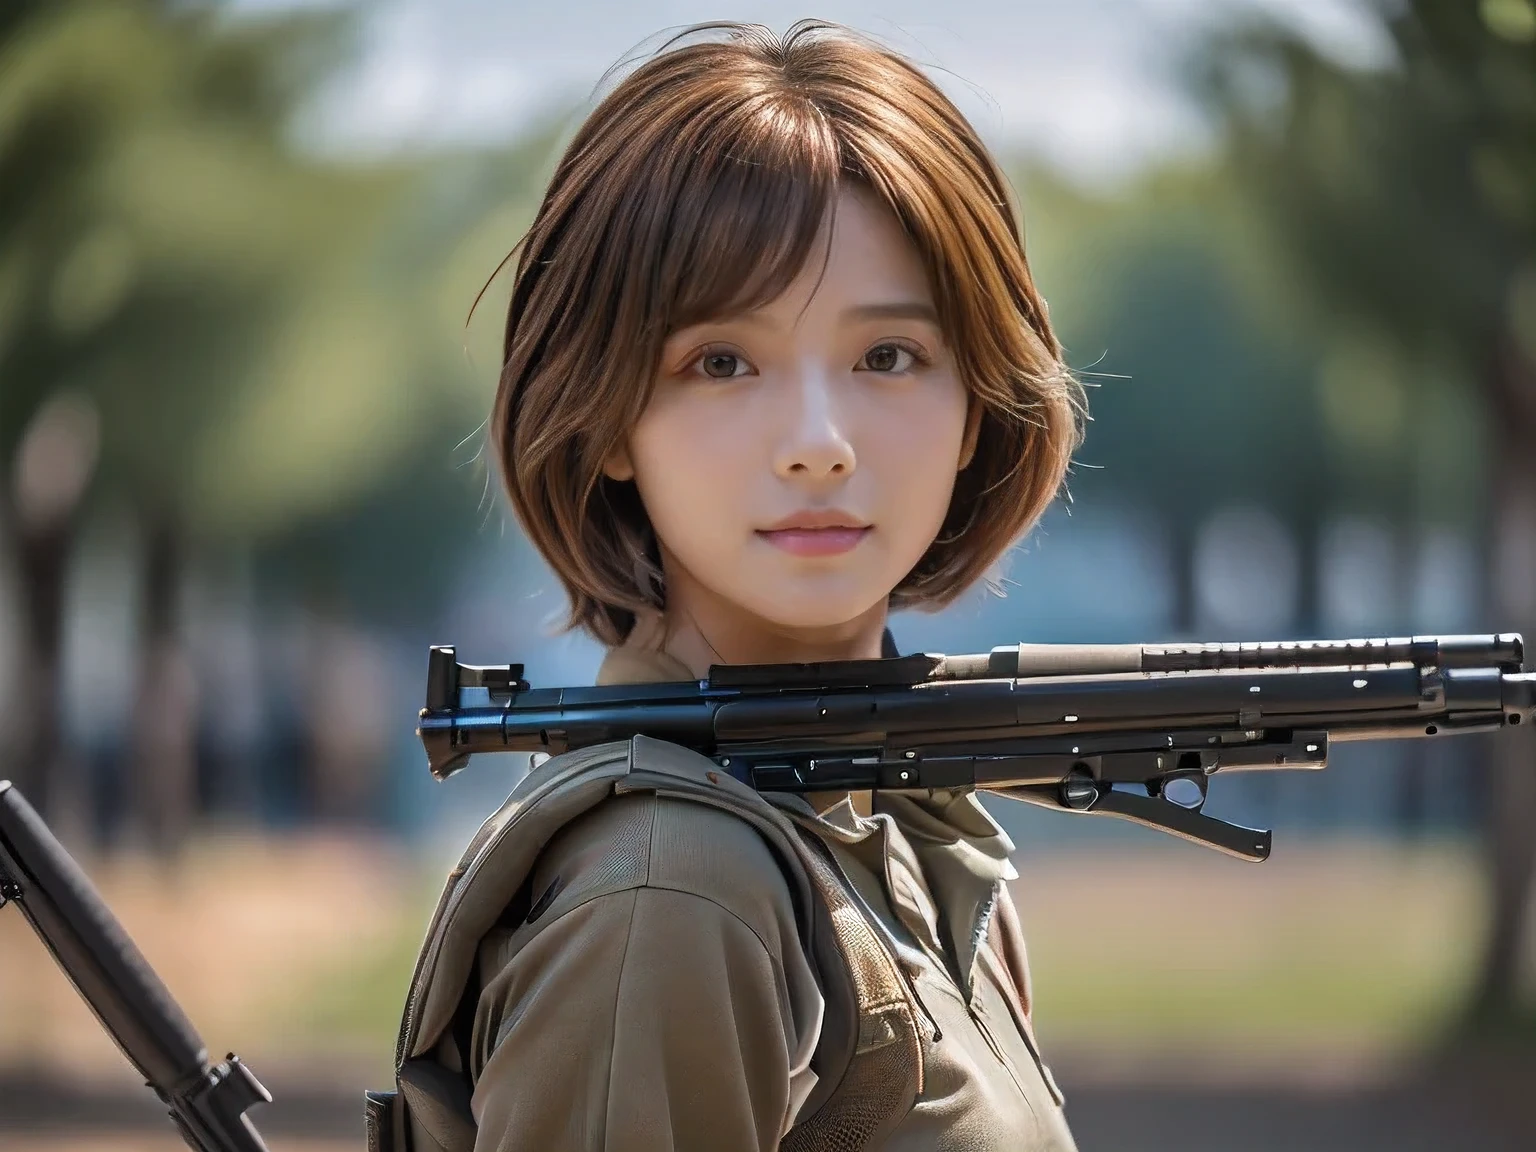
top-left (526, 781), bottom-right (802, 953)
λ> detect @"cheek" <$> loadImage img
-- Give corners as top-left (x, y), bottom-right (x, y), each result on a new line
top-left (626, 397), bottom-right (751, 545)
top-left (866, 379), bottom-right (970, 529)
top-left (895, 377), bottom-right (969, 458)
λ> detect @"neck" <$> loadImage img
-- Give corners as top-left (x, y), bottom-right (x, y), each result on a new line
top-left (654, 559), bottom-right (889, 679)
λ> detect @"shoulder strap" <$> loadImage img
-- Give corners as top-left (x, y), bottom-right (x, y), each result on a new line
top-left (780, 824), bottom-right (924, 1152)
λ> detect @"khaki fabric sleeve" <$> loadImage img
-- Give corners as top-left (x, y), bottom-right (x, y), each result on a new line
top-left (471, 888), bottom-right (799, 1151)
top-left (467, 793), bottom-right (823, 1152)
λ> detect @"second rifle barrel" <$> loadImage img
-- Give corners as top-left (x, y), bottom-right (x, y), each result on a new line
top-left (979, 634), bottom-right (1525, 679)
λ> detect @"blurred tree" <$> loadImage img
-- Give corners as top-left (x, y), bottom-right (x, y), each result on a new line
top-left (0, 0), bottom-right (367, 847)
top-left (247, 126), bottom-right (566, 627)
top-left (1200, 0), bottom-right (1536, 1027)
top-left (1020, 163), bottom-right (1327, 631)
top-left (0, 0), bottom-right (531, 849)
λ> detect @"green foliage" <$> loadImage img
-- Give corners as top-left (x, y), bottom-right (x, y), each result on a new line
top-left (1015, 163), bottom-right (1325, 529)
top-left (2, 1), bottom-right (338, 504)
top-left (1197, 0), bottom-right (1536, 431)
top-left (0, 1), bottom-right (582, 638)
top-left (246, 126), bottom-right (567, 620)
top-left (1186, 0), bottom-right (1536, 1030)
top-left (1015, 0), bottom-right (1529, 544)
top-left (0, 0), bottom-right (553, 571)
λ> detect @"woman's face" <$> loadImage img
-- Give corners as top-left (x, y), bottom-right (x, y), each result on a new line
top-left (604, 185), bottom-right (976, 637)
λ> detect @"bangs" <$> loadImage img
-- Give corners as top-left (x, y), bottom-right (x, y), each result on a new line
top-left (647, 95), bottom-right (843, 332)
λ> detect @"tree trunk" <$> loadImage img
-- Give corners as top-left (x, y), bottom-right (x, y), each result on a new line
top-left (127, 513), bottom-right (197, 858)
top-left (1467, 346), bottom-right (1536, 1024)
top-left (3, 495), bottom-right (70, 820)
top-left (4, 390), bottom-right (100, 831)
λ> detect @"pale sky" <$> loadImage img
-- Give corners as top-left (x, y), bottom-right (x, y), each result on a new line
top-left (236, 0), bottom-right (1390, 185)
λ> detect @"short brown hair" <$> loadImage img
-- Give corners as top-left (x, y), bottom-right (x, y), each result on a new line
top-left (491, 20), bottom-right (1084, 646)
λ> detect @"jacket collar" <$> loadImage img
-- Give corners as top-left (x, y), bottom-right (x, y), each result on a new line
top-left (775, 789), bottom-right (1016, 998)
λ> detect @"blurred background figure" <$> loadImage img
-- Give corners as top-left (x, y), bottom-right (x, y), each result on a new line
top-left (0, 1), bottom-right (1531, 1149)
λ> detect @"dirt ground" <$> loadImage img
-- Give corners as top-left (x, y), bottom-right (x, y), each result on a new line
top-left (1062, 1050), bottom-right (1536, 1152)
top-left (0, 830), bottom-right (413, 1082)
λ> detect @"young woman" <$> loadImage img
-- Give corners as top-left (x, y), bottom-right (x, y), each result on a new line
top-left (375, 20), bottom-right (1084, 1152)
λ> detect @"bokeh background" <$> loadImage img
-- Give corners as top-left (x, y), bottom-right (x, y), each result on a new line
top-left (1, 0), bottom-right (1534, 1149)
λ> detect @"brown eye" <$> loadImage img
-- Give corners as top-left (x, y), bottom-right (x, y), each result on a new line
top-left (692, 347), bottom-right (753, 379)
top-left (861, 343), bottom-right (918, 373)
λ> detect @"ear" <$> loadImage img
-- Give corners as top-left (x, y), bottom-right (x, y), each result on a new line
top-left (957, 398), bottom-right (983, 472)
top-left (601, 439), bottom-right (635, 482)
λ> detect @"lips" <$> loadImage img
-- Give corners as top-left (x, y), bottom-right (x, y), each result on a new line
top-left (756, 510), bottom-right (872, 557)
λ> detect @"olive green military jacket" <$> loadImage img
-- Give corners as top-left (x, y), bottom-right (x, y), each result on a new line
top-left (448, 645), bottom-right (1077, 1152)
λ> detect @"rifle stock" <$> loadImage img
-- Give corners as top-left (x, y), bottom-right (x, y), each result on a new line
top-left (0, 781), bottom-right (271, 1152)
top-left (417, 632), bottom-right (1536, 860)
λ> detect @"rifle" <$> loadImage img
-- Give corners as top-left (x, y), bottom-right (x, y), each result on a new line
top-left (417, 632), bottom-right (1536, 860)
top-left (0, 780), bottom-right (272, 1151)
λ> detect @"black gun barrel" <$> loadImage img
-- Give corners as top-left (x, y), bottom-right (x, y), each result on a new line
top-left (416, 633), bottom-right (1536, 859)
top-left (418, 633), bottom-right (1536, 777)
top-left (0, 781), bottom-right (270, 1152)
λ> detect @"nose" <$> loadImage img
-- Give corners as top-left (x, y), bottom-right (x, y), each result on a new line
top-left (771, 367), bottom-right (856, 482)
